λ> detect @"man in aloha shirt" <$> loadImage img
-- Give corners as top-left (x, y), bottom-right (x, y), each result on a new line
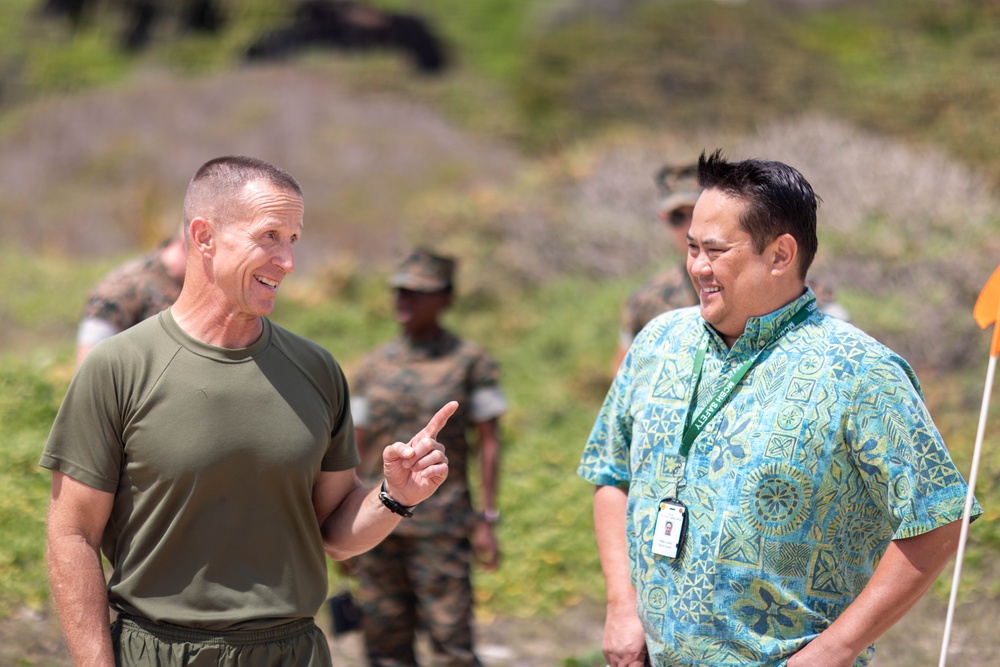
top-left (578, 150), bottom-right (980, 667)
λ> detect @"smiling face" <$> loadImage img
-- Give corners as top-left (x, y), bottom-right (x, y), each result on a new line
top-left (209, 180), bottom-right (304, 320)
top-left (686, 188), bottom-right (788, 347)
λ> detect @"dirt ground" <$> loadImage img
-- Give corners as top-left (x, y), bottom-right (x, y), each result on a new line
top-left (4, 591), bottom-right (997, 666)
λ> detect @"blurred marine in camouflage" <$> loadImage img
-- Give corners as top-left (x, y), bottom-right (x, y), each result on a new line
top-left (350, 248), bottom-right (508, 667)
top-left (612, 164), bottom-right (701, 374)
top-left (75, 232), bottom-right (186, 366)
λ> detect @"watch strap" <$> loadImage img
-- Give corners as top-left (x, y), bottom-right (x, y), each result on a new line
top-left (379, 480), bottom-right (415, 518)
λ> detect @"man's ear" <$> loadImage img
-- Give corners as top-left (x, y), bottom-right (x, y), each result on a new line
top-left (770, 233), bottom-right (798, 277)
top-left (189, 217), bottom-right (214, 256)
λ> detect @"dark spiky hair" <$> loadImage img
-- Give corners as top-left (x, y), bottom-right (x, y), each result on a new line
top-left (697, 149), bottom-right (819, 277)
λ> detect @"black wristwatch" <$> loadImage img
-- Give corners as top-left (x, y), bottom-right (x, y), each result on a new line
top-left (379, 480), bottom-right (415, 518)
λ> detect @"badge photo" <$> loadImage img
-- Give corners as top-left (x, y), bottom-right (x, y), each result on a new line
top-left (652, 499), bottom-right (687, 559)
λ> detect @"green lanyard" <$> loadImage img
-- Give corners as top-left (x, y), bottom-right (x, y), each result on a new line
top-left (680, 300), bottom-right (817, 457)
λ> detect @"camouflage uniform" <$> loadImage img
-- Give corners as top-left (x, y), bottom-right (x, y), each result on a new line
top-left (617, 164), bottom-right (702, 353)
top-left (619, 265), bottom-right (698, 350)
top-left (350, 250), bottom-right (507, 667)
top-left (77, 243), bottom-right (184, 346)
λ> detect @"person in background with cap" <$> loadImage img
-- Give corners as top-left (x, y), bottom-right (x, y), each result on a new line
top-left (349, 248), bottom-right (508, 667)
top-left (611, 162), bottom-right (851, 375)
top-left (611, 164), bottom-right (701, 375)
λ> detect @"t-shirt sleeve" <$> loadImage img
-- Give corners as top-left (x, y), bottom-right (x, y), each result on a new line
top-left (38, 350), bottom-right (125, 493)
top-left (469, 351), bottom-right (507, 423)
top-left (350, 396), bottom-right (370, 429)
top-left (845, 354), bottom-right (981, 540)
top-left (76, 317), bottom-right (122, 347)
top-left (321, 360), bottom-right (361, 472)
top-left (349, 356), bottom-right (372, 428)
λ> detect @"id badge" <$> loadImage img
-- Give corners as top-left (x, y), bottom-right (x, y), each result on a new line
top-left (651, 498), bottom-right (687, 559)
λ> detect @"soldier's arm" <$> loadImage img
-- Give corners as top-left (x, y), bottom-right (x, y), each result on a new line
top-left (47, 472), bottom-right (116, 667)
top-left (477, 418), bottom-right (500, 518)
top-left (472, 417), bottom-right (501, 569)
top-left (316, 403), bottom-right (454, 559)
top-left (313, 469), bottom-right (397, 560)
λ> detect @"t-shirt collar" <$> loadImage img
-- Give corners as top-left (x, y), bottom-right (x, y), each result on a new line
top-left (160, 309), bottom-right (272, 362)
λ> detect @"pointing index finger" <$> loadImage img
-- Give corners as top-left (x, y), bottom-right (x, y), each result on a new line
top-left (413, 401), bottom-right (458, 442)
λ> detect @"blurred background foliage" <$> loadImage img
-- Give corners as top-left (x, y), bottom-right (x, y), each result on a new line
top-left (1, 0), bottom-right (999, 652)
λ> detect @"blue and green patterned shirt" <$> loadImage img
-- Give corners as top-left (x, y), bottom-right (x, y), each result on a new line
top-left (578, 289), bottom-right (979, 667)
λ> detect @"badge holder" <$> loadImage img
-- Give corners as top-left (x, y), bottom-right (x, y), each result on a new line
top-left (652, 498), bottom-right (687, 559)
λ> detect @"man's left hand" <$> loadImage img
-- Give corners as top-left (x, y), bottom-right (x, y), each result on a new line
top-left (382, 401), bottom-right (455, 507)
top-left (785, 636), bottom-right (858, 667)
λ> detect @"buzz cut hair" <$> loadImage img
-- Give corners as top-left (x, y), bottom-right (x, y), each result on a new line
top-left (697, 149), bottom-right (819, 278)
top-left (182, 156), bottom-right (302, 231)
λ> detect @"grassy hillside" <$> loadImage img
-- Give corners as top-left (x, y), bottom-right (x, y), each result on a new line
top-left (513, 0), bottom-right (1000, 173)
top-left (8, 0), bottom-right (1000, 179)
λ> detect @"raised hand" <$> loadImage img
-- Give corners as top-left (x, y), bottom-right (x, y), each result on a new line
top-left (381, 401), bottom-right (456, 507)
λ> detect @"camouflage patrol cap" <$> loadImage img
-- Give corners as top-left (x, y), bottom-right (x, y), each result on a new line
top-left (655, 163), bottom-right (701, 214)
top-left (390, 248), bottom-right (456, 292)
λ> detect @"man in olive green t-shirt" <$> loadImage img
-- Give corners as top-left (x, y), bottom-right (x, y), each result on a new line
top-left (41, 156), bottom-right (456, 666)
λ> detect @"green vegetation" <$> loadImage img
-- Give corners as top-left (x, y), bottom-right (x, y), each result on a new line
top-left (0, 363), bottom-right (62, 616)
top-left (510, 0), bottom-right (1000, 177)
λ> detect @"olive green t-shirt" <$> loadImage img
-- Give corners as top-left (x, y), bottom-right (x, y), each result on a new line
top-left (40, 310), bottom-right (359, 630)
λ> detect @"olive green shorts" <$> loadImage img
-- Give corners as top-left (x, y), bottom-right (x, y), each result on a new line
top-left (111, 614), bottom-right (333, 667)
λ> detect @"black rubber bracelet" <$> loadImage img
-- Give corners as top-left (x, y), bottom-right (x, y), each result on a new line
top-left (379, 480), bottom-right (415, 518)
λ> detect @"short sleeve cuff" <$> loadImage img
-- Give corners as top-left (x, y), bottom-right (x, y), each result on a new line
top-left (471, 386), bottom-right (508, 423)
top-left (350, 396), bottom-right (369, 428)
top-left (618, 328), bottom-right (635, 352)
top-left (577, 464), bottom-right (629, 490)
top-left (38, 454), bottom-right (119, 494)
top-left (77, 317), bottom-right (120, 346)
top-left (892, 496), bottom-right (983, 541)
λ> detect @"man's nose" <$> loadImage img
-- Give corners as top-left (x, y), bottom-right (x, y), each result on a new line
top-left (273, 243), bottom-right (295, 273)
top-left (688, 250), bottom-right (710, 276)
